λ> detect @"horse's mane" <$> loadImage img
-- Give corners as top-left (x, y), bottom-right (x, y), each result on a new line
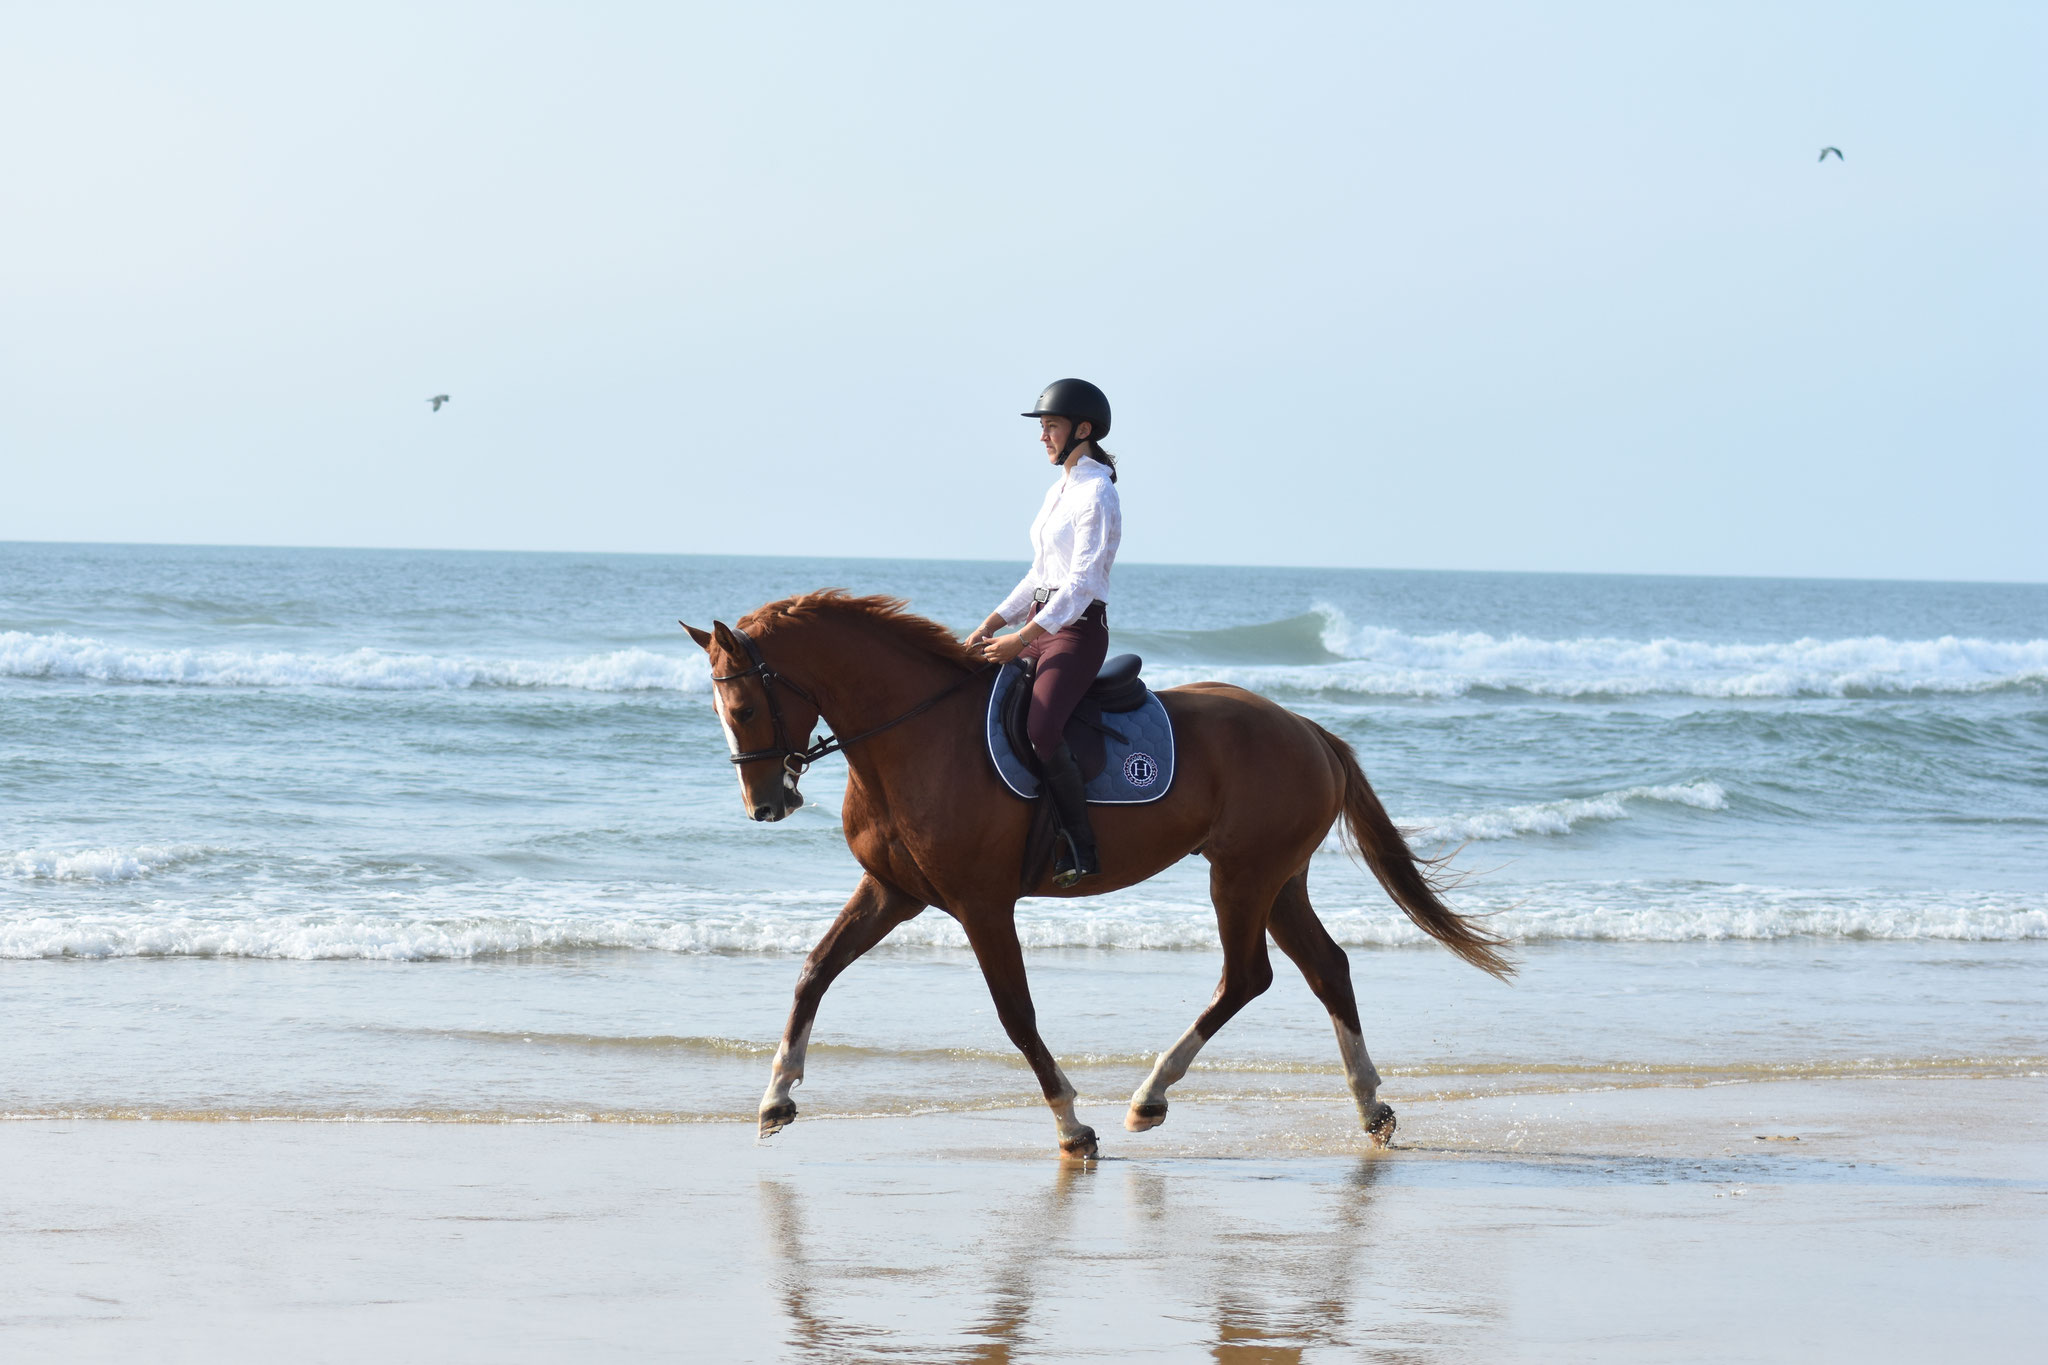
top-left (738, 591), bottom-right (974, 671)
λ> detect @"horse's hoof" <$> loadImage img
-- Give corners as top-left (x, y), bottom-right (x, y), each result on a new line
top-left (1125, 1102), bottom-right (1168, 1133)
top-left (1365, 1101), bottom-right (1397, 1148)
top-left (1059, 1126), bottom-right (1099, 1159)
top-left (758, 1100), bottom-right (798, 1138)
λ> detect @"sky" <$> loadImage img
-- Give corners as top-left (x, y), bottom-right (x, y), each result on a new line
top-left (2, 2), bottom-right (2042, 581)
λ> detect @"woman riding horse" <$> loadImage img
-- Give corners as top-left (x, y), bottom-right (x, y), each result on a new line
top-left (683, 382), bottom-right (1512, 1160)
top-left (965, 378), bottom-right (1120, 888)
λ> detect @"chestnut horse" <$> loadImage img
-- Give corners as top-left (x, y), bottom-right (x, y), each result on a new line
top-left (682, 593), bottom-right (1510, 1158)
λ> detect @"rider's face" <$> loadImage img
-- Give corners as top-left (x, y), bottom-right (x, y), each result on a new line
top-left (1038, 416), bottom-right (1089, 463)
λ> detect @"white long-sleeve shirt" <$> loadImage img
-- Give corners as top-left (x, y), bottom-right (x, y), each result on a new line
top-left (994, 456), bottom-right (1122, 634)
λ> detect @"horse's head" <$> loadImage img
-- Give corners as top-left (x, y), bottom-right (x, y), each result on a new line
top-left (682, 618), bottom-right (819, 823)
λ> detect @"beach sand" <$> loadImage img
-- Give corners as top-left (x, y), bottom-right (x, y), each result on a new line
top-left (4, 1074), bottom-right (2041, 1362)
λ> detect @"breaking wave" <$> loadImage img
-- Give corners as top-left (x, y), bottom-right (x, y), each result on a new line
top-left (1410, 782), bottom-right (1728, 843)
top-left (0, 631), bottom-right (710, 693)
top-left (1139, 606), bottom-right (2048, 699)
top-left (8, 610), bottom-right (2045, 701)
top-left (3, 881), bottom-right (2041, 959)
top-left (1115, 612), bottom-right (1340, 665)
top-left (4, 844), bottom-right (215, 882)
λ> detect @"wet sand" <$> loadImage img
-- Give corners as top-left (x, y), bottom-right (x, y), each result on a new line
top-left (3, 1076), bottom-right (2042, 1363)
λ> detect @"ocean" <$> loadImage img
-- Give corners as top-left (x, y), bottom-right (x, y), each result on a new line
top-left (3, 542), bottom-right (2043, 1125)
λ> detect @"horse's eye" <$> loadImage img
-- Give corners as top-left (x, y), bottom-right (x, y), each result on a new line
top-left (738, 706), bottom-right (756, 723)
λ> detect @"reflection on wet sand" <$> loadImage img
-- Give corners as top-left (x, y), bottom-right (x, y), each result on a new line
top-left (953, 1158), bottom-right (1093, 1361)
top-left (1191, 1159), bottom-right (1386, 1364)
top-left (757, 1153), bottom-right (1496, 1361)
top-left (759, 1178), bottom-right (877, 1360)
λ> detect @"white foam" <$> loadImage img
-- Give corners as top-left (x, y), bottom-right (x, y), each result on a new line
top-left (1406, 782), bottom-right (1729, 843)
top-left (3, 844), bottom-right (212, 882)
top-left (2, 876), bottom-right (2040, 959)
top-left (0, 632), bottom-right (711, 693)
top-left (1143, 607), bottom-right (2048, 699)
top-left (9, 615), bottom-right (2043, 700)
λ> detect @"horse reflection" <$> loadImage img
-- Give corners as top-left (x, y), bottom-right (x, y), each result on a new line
top-left (1134, 1158), bottom-right (1393, 1362)
top-left (756, 1179), bottom-right (894, 1360)
top-left (958, 1160), bottom-right (1094, 1362)
top-left (756, 1156), bottom-right (1412, 1361)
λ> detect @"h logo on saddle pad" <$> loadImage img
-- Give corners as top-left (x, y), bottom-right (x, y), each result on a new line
top-left (985, 654), bottom-right (1176, 805)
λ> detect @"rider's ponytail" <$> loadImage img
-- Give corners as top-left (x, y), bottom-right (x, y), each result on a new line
top-left (1086, 443), bottom-right (1118, 482)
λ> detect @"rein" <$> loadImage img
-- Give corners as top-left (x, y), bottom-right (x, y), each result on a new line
top-left (706, 623), bottom-right (994, 779)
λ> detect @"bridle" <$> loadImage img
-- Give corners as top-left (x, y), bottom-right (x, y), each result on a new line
top-left (707, 623), bottom-right (994, 782)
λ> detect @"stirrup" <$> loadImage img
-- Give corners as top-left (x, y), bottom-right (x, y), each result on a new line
top-left (1052, 830), bottom-right (1098, 889)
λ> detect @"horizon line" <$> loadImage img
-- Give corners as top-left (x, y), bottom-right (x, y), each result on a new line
top-left (1, 536), bottom-right (2043, 591)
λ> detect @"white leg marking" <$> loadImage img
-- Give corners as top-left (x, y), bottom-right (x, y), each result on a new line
top-left (1045, 1064), bottom-right (1091, 1143)
top-left (1332, 1019), bottom-right (1382, 1124)
top-left (1130, 1023), bottom-right (1208, 1111)
top-left (761, 1020), bottom-right (812, 1112)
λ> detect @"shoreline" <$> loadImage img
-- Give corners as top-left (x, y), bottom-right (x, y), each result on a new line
top-left (5, 1073), bottom-right (2041, 1362)
top-left (4, 1050), bottom-right (2041, 1127)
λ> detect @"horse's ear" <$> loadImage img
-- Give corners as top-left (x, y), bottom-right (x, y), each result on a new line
top-left (679, 620), bottom-right (713, 651)
top-left (711, 620), bottom-right (741, 656)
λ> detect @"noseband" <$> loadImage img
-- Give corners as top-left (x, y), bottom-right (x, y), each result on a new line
top-left (708, 624), bottom-right (993, 780)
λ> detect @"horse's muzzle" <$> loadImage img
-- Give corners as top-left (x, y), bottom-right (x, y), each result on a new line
top-left (750, 771), bottom-right (806, 822)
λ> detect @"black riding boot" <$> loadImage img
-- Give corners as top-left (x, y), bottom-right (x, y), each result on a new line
top-left (1039, 743), bottom-right (1100, 889)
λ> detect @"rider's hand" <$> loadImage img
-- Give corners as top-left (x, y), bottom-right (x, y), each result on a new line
top-left (978, 632), bottom-right (1029, 666)
top-left (965, 613), bottom-right (1006, 650)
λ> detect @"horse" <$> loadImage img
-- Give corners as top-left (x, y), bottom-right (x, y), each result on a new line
top-left (681, 592), bottom-right (1511, 1158)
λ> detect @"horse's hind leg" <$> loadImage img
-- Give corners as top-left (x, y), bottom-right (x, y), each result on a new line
top-left (959, 906), bottom-right (1098, 1158)
top-left (1125, 863), bottom-right (1279, 1133)
top-left (1267, 870), bottom-right (1396, 1146)
top-left (759, 874), bottom-right (925, 1138)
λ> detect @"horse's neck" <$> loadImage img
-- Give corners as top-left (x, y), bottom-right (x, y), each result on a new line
top-left (790, 625), bottom-right (965, 738)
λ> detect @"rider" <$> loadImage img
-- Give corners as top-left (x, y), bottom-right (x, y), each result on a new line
top-left (966, 379), bottom-right (1122, 888)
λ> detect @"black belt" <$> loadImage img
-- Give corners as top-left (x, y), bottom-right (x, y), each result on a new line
top-left (1028, 596), bottom-right (1107, 624)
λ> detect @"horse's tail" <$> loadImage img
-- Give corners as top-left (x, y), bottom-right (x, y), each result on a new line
top-left (1311, 722), bottom-right (1515, 980)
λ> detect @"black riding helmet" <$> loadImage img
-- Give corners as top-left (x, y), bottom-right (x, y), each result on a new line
top-left (1023, 378), bottom-right (1111, 465)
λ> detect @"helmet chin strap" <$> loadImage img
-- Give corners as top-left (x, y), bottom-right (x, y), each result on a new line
top-left (1054, 422), bottom-right (1088, 466)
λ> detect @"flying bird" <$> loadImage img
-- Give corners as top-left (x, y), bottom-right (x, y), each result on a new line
top-left (1818, 146), bottom-right (1843, 162)
top-left (427, 394), bottom-right (450, 412)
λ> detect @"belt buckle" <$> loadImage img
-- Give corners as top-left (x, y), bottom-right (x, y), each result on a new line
top-left (1032, 588), bottom-right (1051, 604)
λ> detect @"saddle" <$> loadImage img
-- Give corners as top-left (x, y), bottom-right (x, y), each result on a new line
top-left (998, 653), bottom-right (1147, 783)
top-left (986, 653), bottom-right (1176, 803)
top-left (986, 653), bottom-right (1175, 892)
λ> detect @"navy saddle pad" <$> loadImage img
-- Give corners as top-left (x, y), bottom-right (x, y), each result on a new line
top-left (985, 653), bottom-right (1175, 804)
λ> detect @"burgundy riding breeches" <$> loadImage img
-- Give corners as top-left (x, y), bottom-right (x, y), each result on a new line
top-left (1020, 600), bottom-right (1109, 764)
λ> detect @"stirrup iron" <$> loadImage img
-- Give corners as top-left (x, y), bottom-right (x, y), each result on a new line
top-left (1052, 830), bottom-right (1092, 889)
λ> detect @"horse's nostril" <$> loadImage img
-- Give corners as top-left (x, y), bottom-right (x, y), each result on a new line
top-left (753, 804), bottom-right (774, 822)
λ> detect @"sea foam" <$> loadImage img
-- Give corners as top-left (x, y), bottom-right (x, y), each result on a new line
top-left (0, 632), bottom-right (710, 693)
top-left (2, 879), bottom-right (2041, 959)
top-left (1145, 607), bottom-right (2048, 700)
top-left (6, 615), bottom-right (2044, 699)
top-left (1408, 782), bottom-right (1729, 843)
top-left (3, 844), bottom-right (213, 882)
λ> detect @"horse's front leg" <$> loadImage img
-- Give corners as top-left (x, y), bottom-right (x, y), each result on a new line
top-left (759, 874), bottom-right (925, 1138)
top-left (959, 905), bottom-right (1097, 1158)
